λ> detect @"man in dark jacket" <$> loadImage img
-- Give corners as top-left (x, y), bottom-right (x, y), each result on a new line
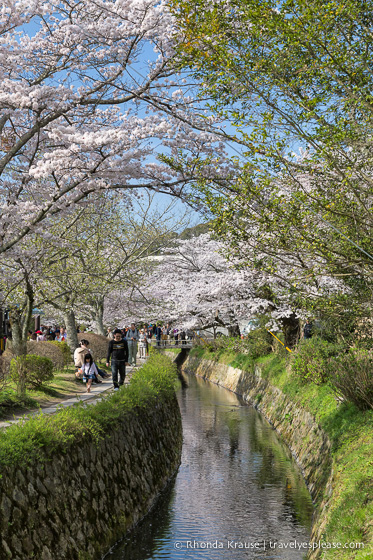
top-left (106, 329), bottom-right (129, 390)
top-left (155, 324), bottom-right (162, 347)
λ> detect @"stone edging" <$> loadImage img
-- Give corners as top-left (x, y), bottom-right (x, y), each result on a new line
top-left (0, 392), bottom-right (182, 560)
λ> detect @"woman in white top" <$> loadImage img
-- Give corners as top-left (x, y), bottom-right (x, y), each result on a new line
top-left (138, 330), bottom-right (147, 359)
top-left (81, 353), bottom-right (99, 393)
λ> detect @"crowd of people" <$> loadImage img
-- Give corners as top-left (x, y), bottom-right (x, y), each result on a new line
top-left (4, 320), bottom-right (193, 393)
top-left (107, 323), bottom-right (194, 349)
top-left (28, 326), bottom-right (69, 342)
top-left (72, 322), bottom-right (193, 393)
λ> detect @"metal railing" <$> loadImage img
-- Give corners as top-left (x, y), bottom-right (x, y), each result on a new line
top-left (148, 338), bottom-right (194, 349)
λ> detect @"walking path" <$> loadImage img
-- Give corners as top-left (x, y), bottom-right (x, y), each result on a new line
top-left (0, 361), bottom-right (145, 430)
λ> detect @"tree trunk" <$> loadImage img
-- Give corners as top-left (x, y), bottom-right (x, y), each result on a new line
top-left (94, 298), bottom-right (105, 335)
top-left (22, 276), bottom-right (34, 342)
top-left (227, 310), bottom-right (240, 338)
top-left (9, 312), bottom-right (27, 398)
top-left (281, 313), bottom-right (300, 350)
top-left (63, 309), bottom-right (79, 353)
top-left (10, 314), bottom-right (27, 357)
top-left (9, 276), bottom-right (34, 357)
top-left (228, 323), bottom-right (241, 337)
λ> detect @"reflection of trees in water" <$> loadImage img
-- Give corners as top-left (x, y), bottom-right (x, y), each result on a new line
top-left (108, 480), bottom-right (176, 560)
top-left (247, 411), bottom-right (313, 529)
top-left (183, 375), bottom-right (312, 531)
top-left (109, 373), bottom-right (313, 559)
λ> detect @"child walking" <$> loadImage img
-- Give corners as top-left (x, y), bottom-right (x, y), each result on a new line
top-left (81, 353), bottom-right (99, 393)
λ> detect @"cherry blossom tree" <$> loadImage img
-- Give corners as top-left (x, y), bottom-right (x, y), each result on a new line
top-left (35, 193), bottom-right (189, 350)
top-left (140, 231), bottom-right (346, 347)
top-left (0, 0), bottom-right (232, 256)
top-left (0, 254), bottom-right (37, 356)
top-left (171, 0), bottom-right (373, 331)
top-left (141, 233), bottom-right (262, 336)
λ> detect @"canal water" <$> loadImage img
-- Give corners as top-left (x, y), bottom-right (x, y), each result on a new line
top-left (105, 373), bottom-right (314, 560)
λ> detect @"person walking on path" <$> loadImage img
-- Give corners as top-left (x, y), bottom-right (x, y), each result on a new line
top-left (155, 324), bottom-right (162, 347)
top-left (106, 329), bottom-right (129, 390)
top-left (138, 329), bottom-right (147, 359)
top-left (74, 339), bottom-right (103, 383)
top-left (74, 339), bottom-right (89, 378)
top-left (126, 323), bottom-right (139, 366)
top-left (173, 327), bottom-right (179, 346)
top-left (180, 329), bottom-right (186, 345)
top-left (81, 353), bottom-right (99, 393)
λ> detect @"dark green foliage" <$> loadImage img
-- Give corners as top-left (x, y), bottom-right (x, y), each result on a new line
top-left (328, 350), bottom-right (373, 410)
top-left (0, 353), bottom-right (178, 467)
top-left (291, 337), bottom-right (345, 385)
top-left (246, 327), bottom-right (273, 359)
top-left (10, 355), bottom-right (54, 389)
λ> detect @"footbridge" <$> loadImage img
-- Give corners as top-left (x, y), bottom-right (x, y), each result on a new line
top-left (148, 341), bottom-right (194, 349)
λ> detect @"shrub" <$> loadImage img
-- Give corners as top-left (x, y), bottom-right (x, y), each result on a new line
top-left (246, 327), bottom-right (273, 359)
top-left (328, 350), bottom-right (373, 410)
top-left (27, 341), bottom-right (65, 370)
top-left (206, 329), bottom-right (273, 359)
top-left (50, 341), bottom-right (71, 367)
top-left (0, 356), bottom-right (10, 390)
top-left (77, 333), bottom-right (109, 361)
top-left (1, 348), bottom-right (13, 376)
top-left (291, 336), bottom-right (344, 384)
top-left (10, 355), bottom-right (54, 391)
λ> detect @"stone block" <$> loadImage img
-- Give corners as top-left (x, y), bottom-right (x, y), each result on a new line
top-left (36, 478), bottom-right (48, 496)
top-left (1, 539), bottom-right (12, 558)
top-left (11, 533), bottom-right (23, 555)
top-left (12, 488), bottom-right (27, 511)
top-left (41, 545), bottom-right (53, 560)
top-left (11, 507), bottom-right (23, 531)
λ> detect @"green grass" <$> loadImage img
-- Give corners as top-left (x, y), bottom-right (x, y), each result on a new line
top-left (0, 354), bottom-right (178, 468)
top-left (190, 347), bottom-right (373, 560)
top-left (0, 364), bottom-right (94, 419)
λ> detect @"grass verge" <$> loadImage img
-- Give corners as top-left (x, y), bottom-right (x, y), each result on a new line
top-left (190, 347), bottom-right (373, 560)
top-left (0, 365), bottom-right (98, 419)
top-left (0, 353), bottom-right (178, 468)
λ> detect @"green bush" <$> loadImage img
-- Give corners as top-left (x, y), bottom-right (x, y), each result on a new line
top-left (291, 336), bottom-right (344, 384)
top-left (10, 355), bottom-right (54, 391)
top-left (50, 341), bottom-right (71, 367)
top-left (328, 349), bottom-right (373, 410)
top-left (246, 328), bottom-right (273, 359)
top-left (207, 329), bottom-right (273, 359)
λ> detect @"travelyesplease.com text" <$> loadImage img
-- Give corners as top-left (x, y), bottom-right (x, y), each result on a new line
top-left (173, 540), bottom-right (365, 551)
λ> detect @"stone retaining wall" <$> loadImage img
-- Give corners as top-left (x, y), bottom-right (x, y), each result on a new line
top-left (182, 353), bottom-right (333, 560)
top-left (0, 393), bottom-right (182, 560)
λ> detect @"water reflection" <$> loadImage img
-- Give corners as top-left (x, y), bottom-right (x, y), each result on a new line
top-left (106, 373), bottom-right (313, 560)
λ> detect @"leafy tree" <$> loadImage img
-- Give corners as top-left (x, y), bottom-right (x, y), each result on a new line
top-left (171, 0), bottom-right (373, 327)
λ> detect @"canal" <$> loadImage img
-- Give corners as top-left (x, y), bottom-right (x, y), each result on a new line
top-left (105, 372), bottom-right (314, 559)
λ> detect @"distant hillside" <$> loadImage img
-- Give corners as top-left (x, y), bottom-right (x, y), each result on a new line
top-left (179, 222), bottom-right (211, 240)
